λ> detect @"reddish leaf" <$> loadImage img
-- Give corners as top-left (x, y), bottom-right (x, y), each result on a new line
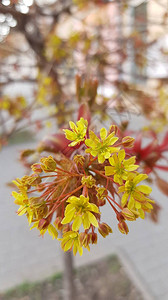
top-left (156, 177), bottom-right (168, 196)
top-left (149, 202), bottom-right (161, 223)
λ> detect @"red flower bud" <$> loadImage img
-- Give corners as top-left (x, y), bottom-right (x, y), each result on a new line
top-left (90, 232), bottom-right (97, 244)
top-left (38, 218), bottom-right (48, 230)
top-left (98, 223), bottom-right (112, 237)
top-left (118, 221), bottom-right (129, 234)
top-left (122, 136), bottom-right (135, 148)
top-left (54, 217), bottom-right (63, 230)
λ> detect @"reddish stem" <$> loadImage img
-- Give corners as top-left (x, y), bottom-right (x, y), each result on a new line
top-left (106, 197), bottom-right (119, 214)
top-left (107, 196), bottom-right (122, 210)
top-left (48, 184), bottom-right (84, 215)
top-left (88, 156), bottom-right (97, 166)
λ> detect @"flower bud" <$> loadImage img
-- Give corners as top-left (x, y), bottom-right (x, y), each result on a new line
top-left (79, 232), bottom-right (91, 248)
top-left (121, 208), bottom-right (139, 221)
top-left (90, 232), bottom-right (98, 244)
top-left (122, 136), bottom-right (135, 148)
top-left (98, 223), bottom-right (112, 238)
top-left (29, 174), bottom-right (42, 186)
top-left (81, 175), bottom-right (96, 188)
top-left (31, 163), bottom-right (42, 173)
top-left (20, 149), bottom-right (35, 159)
top-left (96, 187), bottom-right (107, 206)
top-left (54, 217), bottom-right (63, 230)
top-left (118, 221), bottom-right (129, 234)
top-left (40, 155), bottom-right (56, 172)
top-left (62, 224), bottom-right (71, 234)
top-left (73, 155), bottom-right (85, 166)
top-left (108, 125), bottom-right (118, 135)
top-left (38, 218), bottom-right (48, 230)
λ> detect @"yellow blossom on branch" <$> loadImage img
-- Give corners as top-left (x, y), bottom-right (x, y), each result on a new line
top-left (85, 128), bottom-right (120, 163)
top-left (61, 195), bottom-right (100, 231)
top-left (30, 221), bottom-right (58, 239)
top-left (61, 231), bottom-right (83, 256)
top-left (63, 117), bottom-right (88, 146)
top-left (118, 173), bottom-right (153, 218)
top-left (12, 118), bottom-right (154, 256)
top-left (105, 149), bottom-right (139, 184)
top-left (40, 155), bottom-right (57, 172)
top-left (12, 191), bottom-right (29, 214)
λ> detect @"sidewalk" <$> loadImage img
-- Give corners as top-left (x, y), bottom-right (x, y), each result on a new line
top-left (0, 142), bottom-right (168, 300)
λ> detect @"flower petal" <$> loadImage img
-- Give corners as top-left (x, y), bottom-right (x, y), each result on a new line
top-left (136, 185), bottom-right (152, 194)
top-left (133, 174), bottom-right (148, 184)
top-left (87, 212), bottom-right (98, 227)
top-left (72, 216), bottom-right (82, 231)
top-left (118, 149), bottom-right (125, 162)
top-left (105, 166), bottom-right (115, 176)
top-left (100, 128), bottom-right (107, 140)
top-left (121, 193), bottom-right (129, 207)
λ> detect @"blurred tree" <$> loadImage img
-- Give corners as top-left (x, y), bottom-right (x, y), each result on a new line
top-left (0, 0), bottom-right (167, 140)
top-left (1, 1), bottom-right (168, 299)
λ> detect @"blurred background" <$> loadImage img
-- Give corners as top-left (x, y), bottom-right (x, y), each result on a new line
top-left (0, 1), bottom-right (168, 299)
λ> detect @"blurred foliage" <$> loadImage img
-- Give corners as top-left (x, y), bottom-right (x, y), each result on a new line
top-left (0, 0), bottom-right (168, 220)
top-left (0, 0), bottom-right (167, 143)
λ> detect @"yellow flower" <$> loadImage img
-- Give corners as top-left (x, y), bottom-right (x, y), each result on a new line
top-left (29, 197), bottom-right (48, 220)
top-left (85, 128), bottom-right (119, 163)
top-left (61, 195), bottom-right (100, 231)
top-left (13, 177), bottom-right (29, 193)
top-left (12, 188), bottom-right (48, 225)
top-left (105, 149), bottom-right (139, 184)
top-left (61, 231), bottom-right (83, 256)
top-left (13, 174), bottom-right (41, 190)
top-left (12, 191), bottom-right (29, 214)
top-left (30, 221), bottom-right (58, 239)
top-left (40, 155), bottom-right (56, 172)
top-left (118, 173), bottom-right (154, 218)
top-left (63, 117), bottom-right (88, 147)
top-left (96, 187), bottom-right (108, 206)
top-left (47, 224), bottom-right (58, 239)
top-left (12, 190), bottom-right (34, 224)
top-left (81, 175), bottom-right (96, 188)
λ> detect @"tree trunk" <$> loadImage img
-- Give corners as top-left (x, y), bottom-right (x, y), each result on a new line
top-left (62, 251), bottom-right (76, 300)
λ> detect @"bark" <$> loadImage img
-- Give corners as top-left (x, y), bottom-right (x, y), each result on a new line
top-left (63, 251), bottom-right (76, 300)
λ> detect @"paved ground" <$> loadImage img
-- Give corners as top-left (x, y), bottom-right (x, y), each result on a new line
top-left (0, 139), bottom-right (168, 300)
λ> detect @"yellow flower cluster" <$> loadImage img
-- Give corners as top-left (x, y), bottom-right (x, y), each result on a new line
top-left (12, 118), bottom-right (153, 256)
